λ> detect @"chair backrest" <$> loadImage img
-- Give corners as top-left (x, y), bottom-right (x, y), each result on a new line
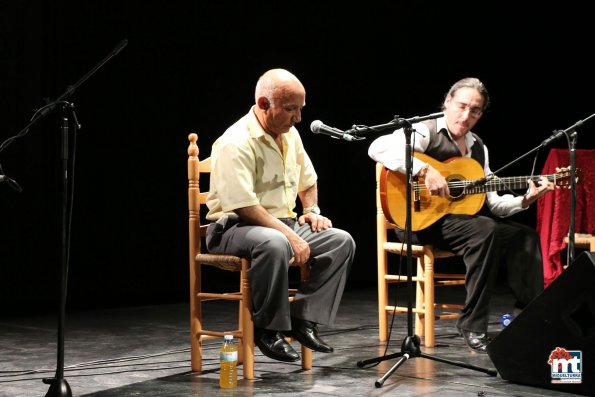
top-left (375, 162), bottom-right (418, 253)
top-left (188, 132), bottom-right (210, 370)
top-left (188, 132), bottom-right (212, 253)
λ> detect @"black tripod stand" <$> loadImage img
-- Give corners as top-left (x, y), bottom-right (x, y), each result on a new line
top-left (0, 39), bottom-right (128, 397)
top-left (41, 39), bottom-right (128, 397)
top-left (356, 118), bottom-right (497, 387)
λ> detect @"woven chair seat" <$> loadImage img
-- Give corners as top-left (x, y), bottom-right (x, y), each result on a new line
top-left (196, 253), bottom-right (243, 271)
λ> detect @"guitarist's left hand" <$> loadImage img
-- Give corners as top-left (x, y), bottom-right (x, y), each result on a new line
top-left (521, 174), bottom-right (556, 208)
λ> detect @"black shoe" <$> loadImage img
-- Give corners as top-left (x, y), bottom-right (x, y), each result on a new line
top-left (457, 327), bottom-right (490, 353)
top-left (288, 317), bottom-right (334, 353)
top-left (254, 327), bottom-right (300, 362)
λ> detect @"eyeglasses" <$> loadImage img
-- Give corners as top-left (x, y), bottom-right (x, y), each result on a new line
top-left (452, 101), bottom-right (483, 118)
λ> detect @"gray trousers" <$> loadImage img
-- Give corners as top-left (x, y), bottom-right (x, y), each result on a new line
top-left (206, 215), bottom-right (355, 331)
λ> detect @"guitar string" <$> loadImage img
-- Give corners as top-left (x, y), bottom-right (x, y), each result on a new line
top-left (414, 172), bottom-right (566, 193)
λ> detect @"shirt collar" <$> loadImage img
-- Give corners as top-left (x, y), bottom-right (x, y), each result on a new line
top-left (246, 106), bottom-right (295, 151)
top-left (437, 116), bottom-right (476, 148)
top-left (247, 106), bottom-right (266, 139)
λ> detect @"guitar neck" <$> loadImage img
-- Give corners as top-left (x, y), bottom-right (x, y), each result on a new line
top-left (463, 174), bottom-right (555, 194)
top-left (381, 154), bottom-right (575, 232)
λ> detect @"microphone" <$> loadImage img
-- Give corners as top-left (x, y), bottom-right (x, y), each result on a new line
top-left (112, 38), bottom-right (129, 56)
top-left (310, 120), bottom-right (355, 141)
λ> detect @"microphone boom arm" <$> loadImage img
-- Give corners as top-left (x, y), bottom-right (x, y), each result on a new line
top-left (345, 112), bottom-right (443, 137)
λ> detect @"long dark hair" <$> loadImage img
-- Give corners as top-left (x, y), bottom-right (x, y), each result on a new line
top-left (442, 77), bottom-right (490, 112)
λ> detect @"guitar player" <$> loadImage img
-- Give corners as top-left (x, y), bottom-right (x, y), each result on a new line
top-left (368, 77), bottom-right (555, 353)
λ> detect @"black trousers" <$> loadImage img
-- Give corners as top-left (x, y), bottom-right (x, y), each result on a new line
top-left (397, 214), bottom-right (544, 333)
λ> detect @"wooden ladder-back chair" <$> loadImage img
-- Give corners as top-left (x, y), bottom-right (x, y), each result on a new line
top-left (375, 162), bottom-right (465, 347)
top-left (188, 133), bottom-right (312, 379)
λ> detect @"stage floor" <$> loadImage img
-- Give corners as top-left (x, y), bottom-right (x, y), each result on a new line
top-left (0, 284), bottom-right (588, 397)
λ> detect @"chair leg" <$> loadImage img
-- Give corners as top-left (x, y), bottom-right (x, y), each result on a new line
top-left (423, 249), bottom-right (436, 348)
top-left (296, 264), bottom-right (314, 370)
top-left (240, 260), bottom-right (254, 380)
top-left (415, 257), bottom-right (424, 339)
top-left (378, 251), bottom-right (389, 342)
top-left (237, 293), bottom-right (244, 366)
top-left (190, 264), bottom-right (202, 372)
top-left (190, 314), bottom-right (202, 372)
top-left (301, 346), bottom-right (312, 369)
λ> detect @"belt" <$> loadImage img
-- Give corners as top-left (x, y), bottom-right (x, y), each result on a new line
top-left (278, 217), bottom-right (297, 227)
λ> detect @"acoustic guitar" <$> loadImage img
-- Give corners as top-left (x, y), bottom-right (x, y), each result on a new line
top-left (379, 152), bottom-right (578, 231)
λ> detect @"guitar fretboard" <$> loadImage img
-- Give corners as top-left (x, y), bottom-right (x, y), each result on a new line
top-left (462, 174), bottom-right (559, 194)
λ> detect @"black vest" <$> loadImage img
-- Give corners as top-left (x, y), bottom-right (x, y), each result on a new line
top-left (421, 119), bottom-right (485, 167)
top-left (421, 118), bottom-right (492, 217)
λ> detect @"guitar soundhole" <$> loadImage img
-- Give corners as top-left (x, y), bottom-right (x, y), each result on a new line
top-left (446, 175), bottom-right (465, 200)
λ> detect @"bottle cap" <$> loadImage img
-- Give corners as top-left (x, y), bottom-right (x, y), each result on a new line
top-left (501, 313), bottom-right (513, 327)
top-left (224, 334), bottom-right (234, 340)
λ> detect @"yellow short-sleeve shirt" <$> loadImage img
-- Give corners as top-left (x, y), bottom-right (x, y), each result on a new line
top-left (206, 108), bottom-right (317, 220)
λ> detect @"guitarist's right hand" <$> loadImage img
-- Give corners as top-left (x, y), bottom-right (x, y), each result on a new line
top-left (423, 165), bottom-right (450, 197)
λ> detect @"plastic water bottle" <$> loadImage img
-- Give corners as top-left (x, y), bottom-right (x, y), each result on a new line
top-left (500, 313), bottom-right (513, 327)
top-left (219, 334), bottom-right (238, 388)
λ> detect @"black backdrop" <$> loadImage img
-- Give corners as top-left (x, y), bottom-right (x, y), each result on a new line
top-left (1, 2), bottom-right (594, 314)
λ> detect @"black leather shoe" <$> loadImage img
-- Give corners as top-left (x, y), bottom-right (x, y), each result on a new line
top-left (254, 327), bottom-right (300, 362)
top-left (457, 327), bottom-right (490, 353)
top-left (288, 317), bottom-right (334, 353)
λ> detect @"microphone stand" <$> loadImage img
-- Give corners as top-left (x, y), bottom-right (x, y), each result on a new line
top-left (344, 112), bottom-right (445, 138)
top-left (356, 115), bottom-right (496, 387)
top-left (567, 133), bottom-right (578, 265)
top-left (43, 39), bottom-right (127, 397)
top-left (487, 112), bottom-right (594, 266)
top-left (41, 106), bottom-right (78, 397)
top-left (541, 114), bottom-right (594, 265)
top-left (0, 39), bottom-right (128, 397)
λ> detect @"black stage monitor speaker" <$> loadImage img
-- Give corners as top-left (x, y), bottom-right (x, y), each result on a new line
top-left (487, 251), bottom-right (595, 396)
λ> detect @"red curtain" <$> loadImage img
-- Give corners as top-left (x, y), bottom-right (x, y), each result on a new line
top-left (536, 148), bottom-right (595, 288)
